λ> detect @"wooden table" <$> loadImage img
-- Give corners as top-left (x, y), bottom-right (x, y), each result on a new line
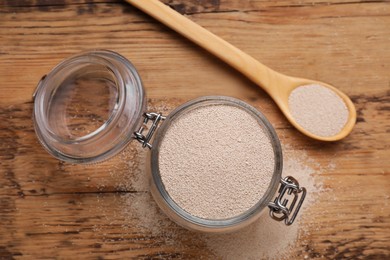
top-left (1, 0), bottom-right (389, 259)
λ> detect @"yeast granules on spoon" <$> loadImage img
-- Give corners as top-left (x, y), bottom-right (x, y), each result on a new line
top-left (158, 104), bottom-right (275, 220)
top-left (288, 84), bottom-right (349, 137)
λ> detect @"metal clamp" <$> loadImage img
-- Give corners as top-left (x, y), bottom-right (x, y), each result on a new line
top-left (268, 176), bottom-right (306, 226)
top-left (134, 112), bottom-right (166, 149)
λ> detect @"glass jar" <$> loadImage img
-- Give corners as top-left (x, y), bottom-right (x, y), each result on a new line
top-left (33, 50), bottom-right (306, 233)
top-left (33, 50), bottom-right (146, 163)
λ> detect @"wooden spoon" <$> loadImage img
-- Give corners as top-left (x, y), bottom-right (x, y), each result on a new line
top-left (125, 0), bottom-right (356, 141)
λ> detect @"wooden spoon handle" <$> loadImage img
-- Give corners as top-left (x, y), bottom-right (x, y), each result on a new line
top-left (125, 0), bottom-right (285, 96)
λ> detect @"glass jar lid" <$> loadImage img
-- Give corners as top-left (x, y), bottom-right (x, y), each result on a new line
top-left (32, 50), bottom-right (146, 163)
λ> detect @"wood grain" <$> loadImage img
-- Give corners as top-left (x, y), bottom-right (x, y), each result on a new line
top-left (0, 0), bottom-right (389, 259)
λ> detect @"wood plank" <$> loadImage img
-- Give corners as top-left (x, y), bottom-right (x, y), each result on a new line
top-left (0, 0), bottom-right (389, 259)
top-left (0, 193), bottom-right (212, 259)
top-left (1, 1), bottom-right (389, 103)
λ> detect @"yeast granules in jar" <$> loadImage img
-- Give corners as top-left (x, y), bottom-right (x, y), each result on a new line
top-left (158, 104), bottom-right (275, 220)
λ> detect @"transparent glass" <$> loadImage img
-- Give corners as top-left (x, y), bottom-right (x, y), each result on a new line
top-left (149, 96), bottom-right (283, 233)
top-left (33, 50), bottom-right (146, 163)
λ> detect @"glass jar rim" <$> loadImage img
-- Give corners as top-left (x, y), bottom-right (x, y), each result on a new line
top-left (32, 50), bottom-right (146, 163)
top-left (36, 53), bottom-right (125, 143)
top-left (150, 96), bottom-right (283, 230)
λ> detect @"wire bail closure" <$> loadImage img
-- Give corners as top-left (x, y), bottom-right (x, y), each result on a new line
top-left (134, 112), bottom-right (166, 149)
top-left (268, 176), bottom-right (306, 225)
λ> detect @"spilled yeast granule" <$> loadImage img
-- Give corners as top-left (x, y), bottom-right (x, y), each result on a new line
top-left (112, 139), bottom-right (327, 259)
top-left (91, 100), bottom-right (330, 259)
top-left (158, 104), bottom-right (275, 220)
top-left (203, 147), bottom-right (325, 260)
top-left (288, 84), bottom-right (349, 137)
